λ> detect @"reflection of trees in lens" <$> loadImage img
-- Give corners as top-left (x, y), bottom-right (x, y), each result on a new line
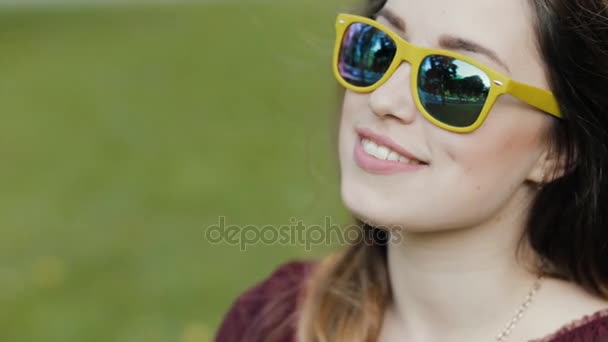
top-left (360, 27), bottom-right (394, 83)
top-left (338, 24), bottom-right (362, 82)
top-left (371, 35), bottom-right (395, 73)
top-left (340, 24), bottom-right (365, 68)
top-left (339, 23), bottom-right (395, 85)
top-left (420, 56), bottom-right (458, 105)
top-left (451, 75), bottom-right (488, 102)
top-left (420, 56), bottom-right (489, 105)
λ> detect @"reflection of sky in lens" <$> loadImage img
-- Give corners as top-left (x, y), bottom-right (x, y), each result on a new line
top-left (420, 58), bottom-right (490, 87)
top-left (372, 38), bottom-right (381, 53)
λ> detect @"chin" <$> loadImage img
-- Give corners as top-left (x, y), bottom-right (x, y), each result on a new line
top-left (341, 179), bottom-right (457, 236)
top-left (341, 181), bottom-right (408, 231)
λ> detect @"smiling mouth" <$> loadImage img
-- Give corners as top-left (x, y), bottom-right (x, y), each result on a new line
top-left (360, 137), bottom-right (426, 165)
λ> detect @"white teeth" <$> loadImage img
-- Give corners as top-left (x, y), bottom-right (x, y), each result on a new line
top-left (387, 151), bottom-right (400, 161)
top-left (361, 138), bottom-right (421, 164)
top-left (376, 146), bottom-right (390, 160)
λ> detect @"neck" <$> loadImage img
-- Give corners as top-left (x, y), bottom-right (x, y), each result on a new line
top-left (385, 190), bottom-right (544, 341)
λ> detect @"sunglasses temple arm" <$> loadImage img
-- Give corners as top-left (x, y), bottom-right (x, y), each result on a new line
top-left (508, 81), bottom-right (562, 118)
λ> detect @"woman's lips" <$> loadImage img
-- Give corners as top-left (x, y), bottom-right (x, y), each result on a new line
top-left (354, 129), bottom-right (428, 175)
top-left (354, 136), bottom-right (428, 175)
top-left (355, 127), bottom-right (428, 164)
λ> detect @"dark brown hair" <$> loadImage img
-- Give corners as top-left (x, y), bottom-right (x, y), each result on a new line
top-left (526, 0), bottom-right (608, 296)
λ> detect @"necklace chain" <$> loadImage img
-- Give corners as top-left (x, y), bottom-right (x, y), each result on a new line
top-left (495, 272), bottom-right (544, 342)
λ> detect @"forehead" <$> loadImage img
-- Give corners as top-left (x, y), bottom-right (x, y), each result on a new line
top-left (382, 0), bottom-right (542, 81)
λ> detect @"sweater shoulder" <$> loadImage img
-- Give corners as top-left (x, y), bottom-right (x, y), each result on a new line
top-left (531, 308), bottom-right (608, 342)
top-left (214, 259), bottom-right (318, 342)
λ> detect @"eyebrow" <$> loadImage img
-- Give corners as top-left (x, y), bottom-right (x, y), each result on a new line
top-left (377, 8), bottom-right (511, 73)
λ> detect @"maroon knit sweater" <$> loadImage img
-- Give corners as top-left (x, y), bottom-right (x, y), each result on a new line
top-left (215, 260), bottom-right (608, 342)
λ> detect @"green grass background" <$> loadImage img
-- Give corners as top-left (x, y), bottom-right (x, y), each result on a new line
top-left (0, 2), bottom-right (356, 341)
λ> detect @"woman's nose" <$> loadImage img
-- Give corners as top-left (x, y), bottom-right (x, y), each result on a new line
top-left (368, 63), bottom-right (418, 124)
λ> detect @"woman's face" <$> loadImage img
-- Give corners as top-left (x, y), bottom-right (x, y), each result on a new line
top-left (339, 0), bottom-right (557, 231)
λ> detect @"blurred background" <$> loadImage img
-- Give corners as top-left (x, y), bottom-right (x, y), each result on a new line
top-left (0, 0), bottom-right (357, 340)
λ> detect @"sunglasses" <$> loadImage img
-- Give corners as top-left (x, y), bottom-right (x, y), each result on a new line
top-left (332, 13), bottom-right (563, 133)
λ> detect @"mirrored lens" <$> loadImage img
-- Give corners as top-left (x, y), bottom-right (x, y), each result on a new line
top-left (418, 55), bottom-right (491, 127)
top-left (338, 22), bottom-right (397, 87)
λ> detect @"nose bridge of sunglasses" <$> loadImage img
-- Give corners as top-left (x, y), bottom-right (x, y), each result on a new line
top-left (392, 38), bottom-right (424, 71)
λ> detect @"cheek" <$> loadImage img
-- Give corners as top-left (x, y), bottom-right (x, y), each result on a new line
top-left (340, 92), bottom-right (364, 126)
top-left (338, 93), bottom-right (365, 160)
top-left (418, 109), bottom-right (549, 229)
top-left (444, 108), bottom-right (548, 193)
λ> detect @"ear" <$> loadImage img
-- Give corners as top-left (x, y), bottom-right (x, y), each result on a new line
top-left (526, 145), bottom-right (567, 186)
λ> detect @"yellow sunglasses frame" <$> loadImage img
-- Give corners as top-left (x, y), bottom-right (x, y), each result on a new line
top-left (332, 13), bottom-right (563, 133)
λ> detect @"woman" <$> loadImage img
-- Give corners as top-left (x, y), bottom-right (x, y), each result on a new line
top-left (215, 0), bottom-right (608, 340)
